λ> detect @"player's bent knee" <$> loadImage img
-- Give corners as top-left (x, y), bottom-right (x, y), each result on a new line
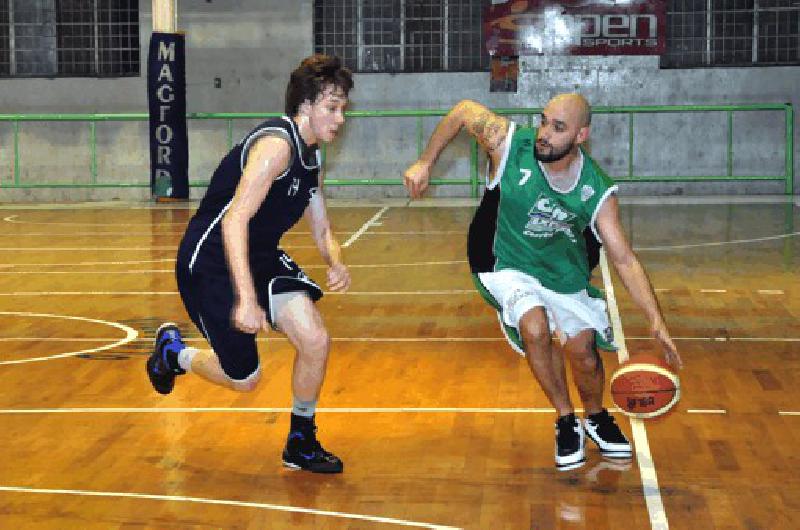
top-left (519, 318), bottom-right (549, 347)
top-left (228, 366), bottom-right (261, 392)
top-left (300, 327), bottom-right (331, 357)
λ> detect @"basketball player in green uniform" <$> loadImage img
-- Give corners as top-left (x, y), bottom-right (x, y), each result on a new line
top-left (404, 94), bottom-right (682, 470)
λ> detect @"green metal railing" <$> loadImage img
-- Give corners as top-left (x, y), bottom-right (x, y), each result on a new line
top-left (0, 103), bottom-right (794, 196)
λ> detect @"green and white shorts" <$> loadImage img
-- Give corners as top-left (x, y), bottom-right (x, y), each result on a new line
top-left (473, 269), bottom-right (612, 356)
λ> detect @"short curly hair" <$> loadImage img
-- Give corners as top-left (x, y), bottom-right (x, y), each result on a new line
top-left (285, 54), bottom-right (353, 117)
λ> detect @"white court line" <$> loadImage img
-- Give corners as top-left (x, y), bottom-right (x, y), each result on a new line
top-left (699, 289), bottom-right (727, 293)
top-left (628, 336), bottom-right (800, 343)
top-left (0, 231), bottom-right (351, 237)
top-left (2, 335), bottom-right (799, 343)
top-left (362, 231), bottom-right (464, 235)
top-left (0, 232), bottom-right (187, 236)
top-left (0, 336), bottom-right (508, 343)
top-left (729, 337), bottom-right (800, 342)
top-left (634, 231), bottom-right (800, 251)
top-left (342, 206), bottom-right (390, 248)
top-left (0, 259), bottom-right (469, 272)
top-left (0, 312), bottom-right (138, 366)
top-left (0, 407), bottom-right (559, 414)
top-left (0, 230), bottom-right (463, 237)
top-left (779, 411), bottom-right (800, 416)
top-left (0, 290), bottom-right (478, 296)
top-left (0, 289), bottom-right (795, 301)
top-left (757, 289), bottom-right (785, 295)
top-left (2, 215), bottom-right (186, 226)
top-left (600, 251), bottom-right (669, 530)
top-left (0, 245), bottom-right (318, 251)
top-left (0, 486), bottom-right (459, 530)
top-left (686, 410), bottom-right (727, 414)
top-left (0, 270), bottom-right (176, 275)
top-left (0, 258), bottom-right (176, 268)
top-left (0, 247), bottom-right (178, 251)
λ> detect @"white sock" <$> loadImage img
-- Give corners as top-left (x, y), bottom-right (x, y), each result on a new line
top-left (177, 347), bottom-right (198, 371)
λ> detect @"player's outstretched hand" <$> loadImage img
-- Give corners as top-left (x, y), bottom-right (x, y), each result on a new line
top-left (404, 160), bottom-right (431, 199)
top-left (232, 299), bottom-right (269, 334)
top-left (327, 262), bottom-right (350, 292)
top-left (652, 323), bottom-right (682, 370)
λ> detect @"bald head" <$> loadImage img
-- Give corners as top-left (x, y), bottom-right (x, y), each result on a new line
top-left (534, 93), bottom-right (592, 164)
top-left (546, 93), bottom-right (592, 128)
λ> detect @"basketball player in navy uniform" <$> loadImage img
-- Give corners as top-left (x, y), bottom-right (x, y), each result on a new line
top-left (146, 55), bottom-right (352, 474)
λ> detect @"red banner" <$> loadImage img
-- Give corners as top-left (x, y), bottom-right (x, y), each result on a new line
top-left (484, 0), bottom-right (666, 56)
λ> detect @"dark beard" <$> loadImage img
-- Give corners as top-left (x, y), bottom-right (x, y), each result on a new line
top-left (534, 140), bottom-right (574, 163)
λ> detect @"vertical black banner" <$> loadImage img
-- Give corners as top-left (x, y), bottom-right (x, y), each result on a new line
top-left (147, 32), bottom-right (189, 199)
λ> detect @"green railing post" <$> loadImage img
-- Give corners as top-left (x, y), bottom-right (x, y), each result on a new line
top-left (783, 201), bottom-right (794, 267)
top-left (786, 103), bottom-right (794, 195)
top-left (90, 120), bottom-right (98, 184)
top-left (416, 115), bottom-right (423, 157)
top-left (13, 120), bottom-right (20, 186)
top-left (628, 112), bottom-right (634, 179)
top-left (727, 110), bottom-right (733, 178)
top-left (470, 138), bottom-right (479, 198)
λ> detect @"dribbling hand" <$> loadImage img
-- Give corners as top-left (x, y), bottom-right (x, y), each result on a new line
top-left (652, 323), bottom-right (682, 370)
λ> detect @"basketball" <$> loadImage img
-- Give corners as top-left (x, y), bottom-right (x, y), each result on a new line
top-left (610, 354), bottom-right (680, 419)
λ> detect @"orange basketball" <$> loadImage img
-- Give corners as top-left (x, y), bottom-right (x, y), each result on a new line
top-left (610, 354), bottom-right (680, 419)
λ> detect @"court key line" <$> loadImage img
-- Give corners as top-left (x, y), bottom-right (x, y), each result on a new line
top-left (0, 486), bottom-right (459, 530)
top-left (600, 250), bottom-right (669, 530)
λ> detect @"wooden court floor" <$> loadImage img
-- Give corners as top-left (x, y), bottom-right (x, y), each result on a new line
top-left (0, 197), bottom-right (798, 529)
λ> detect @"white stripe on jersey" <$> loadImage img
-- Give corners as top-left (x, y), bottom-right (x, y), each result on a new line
top-left (240, 126), bottom-right (293, 181)
top-left (189, 199), bottom-right (233, 272)
top-left (486, 121), bottom-right (516, 190)
top-left (282, 116), bottom-right (319, 170)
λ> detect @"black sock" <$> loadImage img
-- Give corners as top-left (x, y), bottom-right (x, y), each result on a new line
top-left (290, 413), bottom-right (315, 432)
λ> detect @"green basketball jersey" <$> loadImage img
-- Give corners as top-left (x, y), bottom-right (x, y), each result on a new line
top-left (492, 125), bottom-right (617, 293)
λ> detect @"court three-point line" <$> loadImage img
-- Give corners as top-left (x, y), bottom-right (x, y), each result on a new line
top-left (0, 485), bottom-right (460, 529)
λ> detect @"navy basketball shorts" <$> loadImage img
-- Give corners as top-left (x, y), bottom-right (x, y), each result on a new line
top-left (175, 248), bottom-right (323, 381)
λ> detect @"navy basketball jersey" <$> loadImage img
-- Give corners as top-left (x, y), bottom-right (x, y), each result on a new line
top-left (184, 116), bottom-right (321, 271)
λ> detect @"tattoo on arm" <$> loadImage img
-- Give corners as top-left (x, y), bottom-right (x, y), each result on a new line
top-left (469, 110), bottom-right (508, 154)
